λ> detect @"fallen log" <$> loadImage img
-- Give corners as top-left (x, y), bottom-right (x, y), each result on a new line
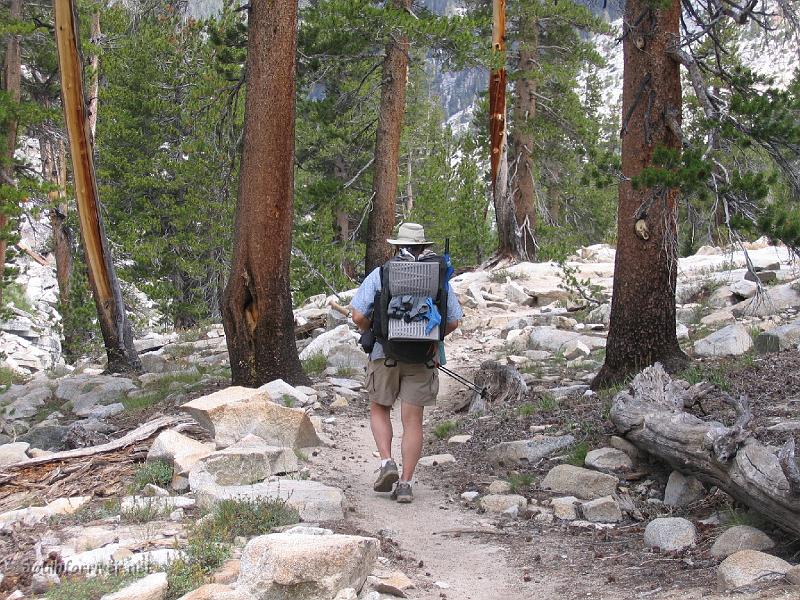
top-left (294, 314), bottom-right (326, 339)
top-left (1, 414), bottom-right (188, 471)
top-left (610, 363), bottom-right (800, 537)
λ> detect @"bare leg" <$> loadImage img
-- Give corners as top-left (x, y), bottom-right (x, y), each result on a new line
top-left (400, 402), bottom-right (424, 481)
top-left (370, 402), bottom-right (393, 459)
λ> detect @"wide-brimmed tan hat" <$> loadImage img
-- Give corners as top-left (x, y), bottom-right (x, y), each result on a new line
top-left (387, 222), bottom-right (433, 246)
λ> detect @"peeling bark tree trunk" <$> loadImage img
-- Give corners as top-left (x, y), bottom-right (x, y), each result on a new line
top-left (364, 0), bottom-right (411, 276)
top-left (88, 11), bottom-right (100, 143)
top-left (0, 0), bottom-right (22, 307)
top-left (612, 364), bottom-right (800, 537)
top-left (593, 0), bottom-right (687, 388)
top-left (40, 137), bottom-right (72, 305)
top-left (54, 0), bottom-right (140, 373)
top-left (222, 0), bottom-right (308, 387)
top-left (508, 17), bottom-right (538, 261)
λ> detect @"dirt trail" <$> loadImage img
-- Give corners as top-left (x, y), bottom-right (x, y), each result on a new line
top-left (316, 408), bottom-right (539, 600)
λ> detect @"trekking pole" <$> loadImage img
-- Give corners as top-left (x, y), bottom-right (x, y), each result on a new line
top-left (437, 364), bottom-right (487, 398)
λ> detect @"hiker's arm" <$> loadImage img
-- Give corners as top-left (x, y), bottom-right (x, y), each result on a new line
top-left (352, 309), bottom-right (371, 332)
top-left (445, 320), bottom-right (460, 336)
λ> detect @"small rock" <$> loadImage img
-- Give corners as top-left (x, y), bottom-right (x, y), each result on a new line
top-left (257, 378), bottom-right (310, 406)
top-left (0, 442), bottom-right (30, 467)
top-left (447, 435), bottom-right (472, 444)
top-left (663, 471), bottom-right (705, 507)
top-left (371, 570), bottom-right (414, 597)
top-left (551, 496), bottom-right (580, 520)
top-left (584, 447), bottom-right (633, 473)
top-left (142, 484), bottom-right (170, 497)
top-left (479, 494), bottom-right (527, 514)
top-left (710, 525), bottom-right (775, 559)
top-left (541, 464), bottom-right (619, 500)
top-left (717, 549), bottom-right (791, 590)
top-left (580, 496), bottom-right (622, 523)
top-left (333, 589), bottom-right (358, 600)
top-left (330, 395), bottom-right (349, 411)
top-left (417, 454), bottom-right (456, 467)
top-left (644, 517), bottom-right (696, 552)
top-left (787, 565), bottom-right (800, 585)
top-left (100, 572), bottom-right (168, 600)
top-left (461, 491), bottom-right (479, 502)
top-left (169, 509), bottom-right (184, 522)
top-left (487, 480), bottom-right (512, 495)
top-left (562, 340), bottom-right (591, 360)
top-left (693, 323), bottom-right (753, 357)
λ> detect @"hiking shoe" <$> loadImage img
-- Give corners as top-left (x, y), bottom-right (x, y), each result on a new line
top-left (373, 459), bottom-right (399, 492)
top-left (391, 481), bottom-right (414, 503)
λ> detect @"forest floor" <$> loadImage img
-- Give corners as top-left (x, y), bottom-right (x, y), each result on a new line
top-left (311, 346), bottom-right (800, 600)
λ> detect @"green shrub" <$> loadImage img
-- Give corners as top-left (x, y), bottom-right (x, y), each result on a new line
top-left (131, 460), bottom-right (173, 492)
top-left (432, 420), bottom-right (457, 440)
top-left (46, 573), bottom-right (135, 600)
top-left (166, 498), bottom-right (298, 599)
top-left (566, 442), bottom-right (589, 466)
top-left (506, 473), bottom-right (535, 492)
top-left (302, 353), bottom-right (326, 376)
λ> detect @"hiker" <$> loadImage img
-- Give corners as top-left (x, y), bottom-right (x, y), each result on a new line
top-left (351, 223), bottom-right (463, 503)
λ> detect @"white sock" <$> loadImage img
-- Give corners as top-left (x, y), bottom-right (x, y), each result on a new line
top-left (399, 479), bottom-right (411, 484)
top-left (381, 458), bottom-right (392, 467)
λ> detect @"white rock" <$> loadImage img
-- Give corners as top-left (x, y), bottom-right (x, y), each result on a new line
top-left (120, 496), bottom-right (195, 513)
top-left (298, 324), bottom-right (359, 361)
top-left (562, 340), bottom-right (591, 360)
top-left (195, 435), bottom-right (299, 486)
top-left (551, 496), bottom-right (580, 520)
top-left (710, 526), bottom-right (775, 559)
top-left (644, 517), bottom-right (696, 552)
top-left (693, 324), bottom-right (753, 357)
top-left (100, 572), bottom-right (168, 600)
top-left (731, 278), bottom-right (758, 299)
top-left (237, 533), bottom-right (379, 600)
top-left (580, 496), bottom-right (622, 523)
top-left (479, 494), bottom-right (527, 514)
top-left (461, 491), bottom-right (480, 502)
top-left (257, 379), bottom-right (310, 406)
top-left (732, 283), bottom-right (800, 318)
top-left (147, 429), bottom-right (215, 477)
top-left (717, 550), bottom-right (791, 590)
top-left (448, 434), bottom-right (472, 444)
top-left (181, 387), bottom-right (322, 449)
top-left (0, 442), bottom-right (30, 467)
top-left (488, 480), bottom-right (512, 495)
top-left (417, 454), bottom-right (456, 467)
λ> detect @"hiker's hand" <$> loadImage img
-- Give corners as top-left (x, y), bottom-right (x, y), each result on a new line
top-left (352, 309), bottom-right (371, 332)
top-left (444, 320), bottom-right (460, 336)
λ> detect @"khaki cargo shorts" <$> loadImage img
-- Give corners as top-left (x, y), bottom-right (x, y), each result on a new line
top-left (365, 359), bottom-right (439, 407)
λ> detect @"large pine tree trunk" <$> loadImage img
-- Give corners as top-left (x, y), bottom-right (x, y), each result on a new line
top-left (222, 0), bottom-right (308, 387)
top-left (508, 17), bottom-right (538, 261)
top-left (54, 0), bottom-right (140, 373)
top-left (0, 0), bottom-right (22, 307)
top-left (593, 0), bottom-right (687, 389)
top-left (364, 0), bottom-right (411, 276)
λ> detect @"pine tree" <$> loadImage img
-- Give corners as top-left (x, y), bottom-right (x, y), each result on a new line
top-left (222, 0), bottom-right (308, 387)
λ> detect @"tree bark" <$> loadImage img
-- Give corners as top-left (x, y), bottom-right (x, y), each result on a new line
top-left (222, 0), bottom-right (308, 387)
top-left (0, 0), bottom-right (22, 308)
top-left (88, 11), bottom-right (100, 144)
top-left (40, 137), bottom-right (72, 306)
top-left (593, 0), bottom-right (687, 389)
top-left (364, 0), bottom-right (411, 276)
top-left (54, 0), bottom-right (141, 373)
top-left (611, 364), bottom-right (800, 537)
top-left (508, 16), bottom-right (538, 261)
